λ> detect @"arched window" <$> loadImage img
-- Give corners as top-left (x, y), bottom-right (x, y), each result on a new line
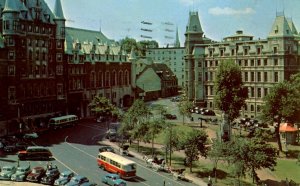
top-left (90, 71), bottom-right (96, 88)
top-left (124, 70), bottom-right (129, 85)
top-left (111, 71), bottom-right (117, 86)
top-left (98, 71), bottom-right (103, 87)
top-left (105, 71), bottom-right (110, 87)
top-left (118, 71), bottom-right (123, 85)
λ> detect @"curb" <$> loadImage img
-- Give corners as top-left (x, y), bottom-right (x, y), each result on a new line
top-left (99, 140), bottom-right (208, 186)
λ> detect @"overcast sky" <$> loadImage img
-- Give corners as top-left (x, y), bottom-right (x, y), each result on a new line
top-left (44, 0), bottom-right (300, 47)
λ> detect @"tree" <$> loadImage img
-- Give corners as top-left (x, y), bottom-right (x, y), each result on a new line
top-left (214, 60), bottom-right (248, 140)
top-left (146, 118), bottom-right (165, 156)
top-left (163, 124), bottom-right (182, 166)
top-left (178, 94), bottom-right (193, 125)
top-left (119, 37), bottom-right (159, 57)
top-left (119, 99), bottom-right (151, 152)
top-left (89, 96), bottom-right (119, 129)
top-left (208, 138), bottom-right (231, 183)
top-left (138, 40), bottom-right (159, 56)
top-left (262, 73), bottom-right (300, 151)
top-left (225, 136), bottom-right (277, 184)
top-left (120, 37), bottom-right (138, 55)
top-left (182, 130), bottom-right (208, 172)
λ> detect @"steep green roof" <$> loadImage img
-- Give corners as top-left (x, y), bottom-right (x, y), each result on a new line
top-left (3, 0), bottom-right (19, 13)
top-left (186, 11), bottom-right (203, 34)
top-left (53, 0), bottom-right (65, 20)
top-left (268, 13), bottom-right (294, 38)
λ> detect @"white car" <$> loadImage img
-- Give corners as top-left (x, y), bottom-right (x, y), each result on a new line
top-left (23, 132), bottom-right (38, 139)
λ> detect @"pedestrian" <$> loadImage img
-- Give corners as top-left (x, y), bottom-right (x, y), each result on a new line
top-left (208, 175), bottom-right (212, 186)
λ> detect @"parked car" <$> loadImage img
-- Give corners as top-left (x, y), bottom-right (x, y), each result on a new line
top-left (18, 146), bottom-right (52, 160)
top-left (0, 165), bottom-right (17, 180)
top-left (164, 114), bottom-right (177, 120)
top-left (3, 143), bottom-right (18, 153)
top-left (26, 166), bottom-right (46, 182)
top-left (81, 182), bottom-right (98, 186)
top-left (106, 129), bottom-right (117, 142)
top-left (54, 170), bottom-right (75, 186)
top-left (40, 166), bottom-right (60, 185)
top-left (23, 132), bottom-right (38, 139)
top-left (15, 142), bottom-right (29, 151)
top-left (65, 175), bottom-right (89, 186)
top-left (11, 164), bottom-right (31, 181)
top-left (102, 173), bottom-right (127, 186)
top-left (201, 109), bottom-right (216, 116)
top-left (99, 146), bottom-right (115, 153)
top-left (170, 96), bottom-right (180, 102)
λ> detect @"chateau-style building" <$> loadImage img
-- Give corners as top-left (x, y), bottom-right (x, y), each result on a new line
top-left (184, 11), bottom-right (300, 118)
top-left (0, 0), bottom-right (133, 136)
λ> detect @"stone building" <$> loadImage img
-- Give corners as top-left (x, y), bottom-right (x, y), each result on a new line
top-left (146, 28), bottom-right (185, 89)
top-left (184, 11), bottom-right (300, 118)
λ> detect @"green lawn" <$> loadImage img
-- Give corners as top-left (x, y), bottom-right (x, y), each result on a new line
top-left (273, 159), bottom-right (300, 183)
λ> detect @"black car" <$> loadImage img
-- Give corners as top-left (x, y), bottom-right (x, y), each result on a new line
top-left (164, 114), bottom-right (177, 120)
top-left (41, 166), bottom-right (60, 185)
top-left (201, 109), bottom-right (216, 116)
top-left (99, 146), bottom-right (115, 153)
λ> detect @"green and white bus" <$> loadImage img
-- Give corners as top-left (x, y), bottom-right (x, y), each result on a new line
top-left (48, 115), bottom-right (78, 129)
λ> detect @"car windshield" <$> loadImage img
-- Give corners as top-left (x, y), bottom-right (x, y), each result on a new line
top-left (17, 168), bottom-right (25, 172)
top-left (61, 173), bottom-right (68, 178)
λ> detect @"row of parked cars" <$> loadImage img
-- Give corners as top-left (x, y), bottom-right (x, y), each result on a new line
top-left (0, 163), bottom-right (96, 185)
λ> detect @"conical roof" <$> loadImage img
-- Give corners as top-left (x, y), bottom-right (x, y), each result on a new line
top-left (3, 0), bottom-right (19, 13)
top-left (174, 27), bottom-right (180, 47)
top-left (54, 0), bottom-right (65, 20)
top-left (287, 18), bottom-right (298, 35)
top-left (186, 11), bottom-right (203, 34)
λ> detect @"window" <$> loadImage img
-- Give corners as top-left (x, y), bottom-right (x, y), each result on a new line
top-left (13, 21), bottom-right (18, 30)
top-left (7, 37), bottom-right (14, 46)
top-left (251, 105), bottom-right (254, 112)
top-left (238, 60), bottom-right (242, 66)
top-left (257, 88), bottom-right (261, 98)
top-left (231, 49), bottom-right (235, 56)
top-left (244, 72), bottom-right (248, 82)
top-left (8, 51), bottom-right (15, 60)
top-left (56, 65), bottom-right (63, 75)
top-left (257, 59), bottom-right (261, 66)
top-left (57, 53), bottom-right (62, 62)
top-left (57, 41), bottom-right (62, 49)
top-left (220, 49), bottom-right (224, 56)
top-left (257, 72), bottom-right (261, 82)
top-left (209, 50), bottom-right (213, 57)
top-left (264, 59), bottom-right (267, 66)
top-left (8, 86), bottom-right (16, 101)
top-left (105, 71), bottom-right (110, 86)
top-left (244, 60), bottom-right (248, 66)
top-left (251, 87), bottom-right (255, 97)
top-left (257, 105), bottom-right (261, 112)
top-left (8, 65), bottom-right (15, 76)
top-left (251, 60), bottom-right (254, 66)
top-left (251, 72), bottom-right (255, 82)
top-left (111, 71), bottom-right (117, 86)
top-left (264, 72), bottom-right (268, 82)
top-left (273, 47), bottom-right (277, 54)
top-left (57, 84), bottom-right (63, 96)
top-left (274, 59), bottom-right (278, 66)
top-left (274, 72), bottom-right (279, 82)
top-left (244, 48), bottom-right (248, 55)
top-left (35, 50), bottom-right (39, 60)
top-left (90, 72), bottom-right (95, 88)
top-left (124, 71), bottom-right (129, 85)
top-left (98, 71), bottom-right (103, 87)
top-left (118, 71), bottom-right (123, 85)
top-left (257, 47), bottom-right (261, 55)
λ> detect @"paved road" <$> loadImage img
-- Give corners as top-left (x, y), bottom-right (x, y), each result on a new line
top-left (0, 120), bottom-right (197, 186)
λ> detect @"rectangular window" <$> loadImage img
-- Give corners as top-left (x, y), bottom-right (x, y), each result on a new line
top-left (251, 87), bottom-right (255, 97)
top-left (244, 72), bottom-right (248, 82)
top-left (264, 88), bottom-right (268, 97)
top-left (274, 72), bottom-right (279, 82)
top-left (264, 72), bottom-right (268, 82)
top-left (257, 72), bottom-right (261, 82)
top-left (244, 60), bottom-right (248, 66)
top-left (57, 41), bottom-right (62, 49)
top-left (57, 84), bottom-right (63, 96)
top-left (257, 88), bottom-right (261, 98)
top-left (264, 59), bottom-right (267, 66)
top-left (8, 65), bottom-right (15, 76)
top-left (273, 47), bottom-right (277, 54)
top-left (57, 53), bottom-right (62, 62)
top-left (244, 48), bottom-right (248, 55)
top-left (220, 49), bottom-right (224, 56)
top-left (257, 47), bottom-right (261, 55)
top-left (274, 59), bottom-right (278, 66)
top-left (231, 49), bottom-right (235, 56)
top-left (257, 59), bottom-right (261, 66)
top-left (251, 60), bottom-right (254, 66)
top-left (251, 105), bottom-right (254, 112)
top-left (251, 72), bottom-right (255, 82)
top-left (8, 86), bottom-right (16, 101)
top-left (56, 65), bottom-right (63, 75)
top-left (8, 51), bottom-right (15, 60)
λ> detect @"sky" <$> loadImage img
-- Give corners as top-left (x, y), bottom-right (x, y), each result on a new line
top-left (44, 0), bottom-right (300, 47)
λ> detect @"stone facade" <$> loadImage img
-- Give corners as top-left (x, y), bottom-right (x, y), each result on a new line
top-left (184, 11), bottom-right (300, 118)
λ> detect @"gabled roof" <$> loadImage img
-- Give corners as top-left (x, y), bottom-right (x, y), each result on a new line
top-left (185, 11), bottom-right (203, 34)
top-left (287, 18), bottom-right (298, 35)
top-left (268, 14), bottom-right (294, 38)
top-left (137, 62), bottom-right (177, 82)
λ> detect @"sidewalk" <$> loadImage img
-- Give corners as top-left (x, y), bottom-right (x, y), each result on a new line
top-left (101, 139), bottom-right (208, 186)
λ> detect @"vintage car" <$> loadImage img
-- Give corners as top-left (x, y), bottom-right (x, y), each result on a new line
top-left (41, 166), bottom-right (60, 185)
top-left (102, 174), bottom-right (127, 186)
top-left (11, 164), bottom-right (31, 181)
top-left (98, 145), bottom-right (115, 153)
top-left (0, 165), bottom-right (17, 180)
top-left (26, 166), bottom-right (46, 182)
top-left (54, 170), bottom-right (75, 186)
top-left (65, 175), bottom-right (89, 186)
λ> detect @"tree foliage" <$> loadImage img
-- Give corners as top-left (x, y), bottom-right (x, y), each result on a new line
top-left (88, 96), bottom-right (119, 119)
top-left (214, 60), bottom-right (248, 122)
top-left (119, 37), bottom-right (159, 57)
top-left (178, 94), bottom-right (193, 125)
top-left (182, 130), bottom-right (208, 172)
top-left (262, 73), bottom-right (300, 151)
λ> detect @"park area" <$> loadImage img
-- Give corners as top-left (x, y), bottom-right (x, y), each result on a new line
top-left (128, 121), bottom-right (300, 186)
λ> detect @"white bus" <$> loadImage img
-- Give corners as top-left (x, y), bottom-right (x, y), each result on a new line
top-left (48, 115), bottom-right (78, 129)
top-left (97, 151), bottom-right (136, 179)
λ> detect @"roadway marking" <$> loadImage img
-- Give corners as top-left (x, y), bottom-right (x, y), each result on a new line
top-left (53, 155), bottom-right (78, 175)
top-left (64, 136), bottom-right (185, 186)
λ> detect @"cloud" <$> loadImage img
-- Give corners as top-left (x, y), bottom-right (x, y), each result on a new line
top-left (208, 7), bottom-right (255, 15)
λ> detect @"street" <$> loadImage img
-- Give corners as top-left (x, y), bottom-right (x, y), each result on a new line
top-left (0, 117), bottom-right (197, 186)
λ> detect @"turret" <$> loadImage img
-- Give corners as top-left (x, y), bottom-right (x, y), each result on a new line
top-left (53, 0), bottom-right (66, 39)
top-left (2, 0), bottom-right (20, 36)
top-left (174, 27), bottom-right (180, 47)
top-left (129, 47), bottom-right (136, 89)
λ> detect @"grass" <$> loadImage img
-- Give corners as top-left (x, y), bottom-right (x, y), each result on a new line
top-left (273, 159), bottom-right (300, 183)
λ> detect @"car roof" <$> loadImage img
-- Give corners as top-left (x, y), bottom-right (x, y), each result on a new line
top-left (73, 175), bottom-right (86, 179)
top-left (33, 166), bottom-right (44, 170)
top-left (3, 165), bottom-right (15, 169)
top-left (61, 170), bottom-right (73, 175)
top-left (106, 173), bottom-right (120, 178)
